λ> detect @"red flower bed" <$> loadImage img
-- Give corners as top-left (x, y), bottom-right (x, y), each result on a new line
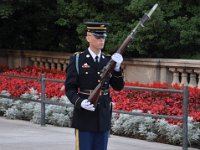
top-left (111, 82), bottom-right (200, 123)
top-left (0, 66), bottom-right (65, 98)
top-left (0, 66), bottom-right (200, 123)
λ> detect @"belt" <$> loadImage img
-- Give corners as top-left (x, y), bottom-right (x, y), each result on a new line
top-left (79, 89), bottom-right (109, 96)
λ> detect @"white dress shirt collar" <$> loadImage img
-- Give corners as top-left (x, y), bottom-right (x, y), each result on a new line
top-left (88, 48), bottom-right (101, 62)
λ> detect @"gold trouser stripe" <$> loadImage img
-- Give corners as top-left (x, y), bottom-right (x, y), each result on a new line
top-left (75, 129), bottom-right (80, 150)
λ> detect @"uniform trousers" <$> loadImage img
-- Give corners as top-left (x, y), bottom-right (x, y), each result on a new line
top-left (75, 129), bottom-right (109, 150)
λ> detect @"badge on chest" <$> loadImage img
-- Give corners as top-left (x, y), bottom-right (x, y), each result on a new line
top-left (82, 63), bottom-right (90, 68)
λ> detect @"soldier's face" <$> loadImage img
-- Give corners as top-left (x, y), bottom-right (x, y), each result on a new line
top-left (86, 32), bottom-right (106, 51)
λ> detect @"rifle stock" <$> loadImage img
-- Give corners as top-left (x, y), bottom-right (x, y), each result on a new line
top-left (88, 4), bottom-right (158, 107)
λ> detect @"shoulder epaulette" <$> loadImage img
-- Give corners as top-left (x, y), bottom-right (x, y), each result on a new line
top-left (73, 51), bottom-right (83, 56)
top-left (102, 52), bottom-right (111, 57)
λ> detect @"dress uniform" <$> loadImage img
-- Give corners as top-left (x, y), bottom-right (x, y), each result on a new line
top-left (65, 22), bottom-right (124, 150)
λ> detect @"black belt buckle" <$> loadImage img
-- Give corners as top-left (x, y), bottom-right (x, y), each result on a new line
top-left (79, 89), bottom-right (109, 96)
top-left (100, 90), bottom-right (109, 96)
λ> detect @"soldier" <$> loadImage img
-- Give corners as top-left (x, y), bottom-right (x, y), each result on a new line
top-left (65, 22), bottom-right (124, 150)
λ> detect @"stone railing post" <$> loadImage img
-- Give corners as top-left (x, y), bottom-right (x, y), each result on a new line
top-left (169, 68), bottom-right (180, 85)
top-left (180, 69), bottom-right (188, 86)
top-left (160, 67), bottom-right (167, 83)
top-left (45, 62), bottom-right (49, 69)
top-left (188, 70), bottom-right (197, 87)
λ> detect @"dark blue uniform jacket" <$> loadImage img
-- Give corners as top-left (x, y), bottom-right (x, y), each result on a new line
top-left (65, 49), bottom-right (124, 132)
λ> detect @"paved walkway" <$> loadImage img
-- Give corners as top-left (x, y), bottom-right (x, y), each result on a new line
top-left (0, 117), bottom-right (198, 150)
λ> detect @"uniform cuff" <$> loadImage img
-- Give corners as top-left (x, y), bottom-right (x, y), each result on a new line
top-left (74, 97), bottom-right (83, 109)
top-left (112, 70), bottom-right (123, 78)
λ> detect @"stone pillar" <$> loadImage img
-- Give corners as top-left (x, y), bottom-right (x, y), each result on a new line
top-left (45, 62), bottom-right (49, 69)
top-left (160, 67), bottom-right (167, 83)
top-left (189, 71), bottom-right (197, 87)
top-left (30, 57), bottom-right (38, 67)
top-left (180, 72), bottom-right (188, 86)
top-left (63, 63), bottom-right (67, 71)
top-left (57, 63), bottom-right (61, 71)
top-left (51, 62), bottom-right (55, 69)
top-left (169, 68), bottom-right (180, 85)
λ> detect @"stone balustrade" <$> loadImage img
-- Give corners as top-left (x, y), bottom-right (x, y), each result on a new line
top-left (30, 57), bottom-right (68, 71)
top-left (169, 67), bottom-right (199, 87)
top-left (122, 58), bottom-right (200, 88)
top-left (1, 50), bottom-right (200, 88)
top-left (0, 50), bottom-right (70, 71)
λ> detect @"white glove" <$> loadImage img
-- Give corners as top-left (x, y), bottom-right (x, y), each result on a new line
top-left (111, 53), bottom-right (123, 71)
top-left (81, 99), bottom-right (95, 111)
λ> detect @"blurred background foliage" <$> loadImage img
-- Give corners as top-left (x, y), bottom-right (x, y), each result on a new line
top-left (0, 0), bottom-right (200, 58)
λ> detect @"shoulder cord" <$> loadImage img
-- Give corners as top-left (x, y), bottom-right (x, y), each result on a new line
top-left (75, 53), bottom-right (79, 75)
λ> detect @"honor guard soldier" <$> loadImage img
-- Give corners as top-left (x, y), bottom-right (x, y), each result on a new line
top-left (65, 22), bottom-right (124, 150)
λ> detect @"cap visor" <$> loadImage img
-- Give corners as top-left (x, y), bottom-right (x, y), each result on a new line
top-left (92, 32), bottom-right (107, 38)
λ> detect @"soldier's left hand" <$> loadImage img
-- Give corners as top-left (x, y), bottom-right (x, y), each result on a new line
top-left (111, 53), bottom-right (123, 71)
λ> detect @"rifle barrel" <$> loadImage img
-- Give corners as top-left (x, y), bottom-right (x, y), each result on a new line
top-left (88, 4), bottom-right (158, 107)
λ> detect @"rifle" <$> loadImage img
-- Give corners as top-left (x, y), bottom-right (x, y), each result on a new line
top-left (88, 3), bottom-right (158, 107)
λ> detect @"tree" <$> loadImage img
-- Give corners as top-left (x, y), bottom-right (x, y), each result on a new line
top-left (0, 0), bottom-right (200, 58)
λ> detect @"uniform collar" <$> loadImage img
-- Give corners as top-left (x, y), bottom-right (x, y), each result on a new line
top-left (88, 48), bottom-right (101, 62)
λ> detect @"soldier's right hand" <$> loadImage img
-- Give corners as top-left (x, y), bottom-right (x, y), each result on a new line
top-left (81, 99), bottom-right (95, 111)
